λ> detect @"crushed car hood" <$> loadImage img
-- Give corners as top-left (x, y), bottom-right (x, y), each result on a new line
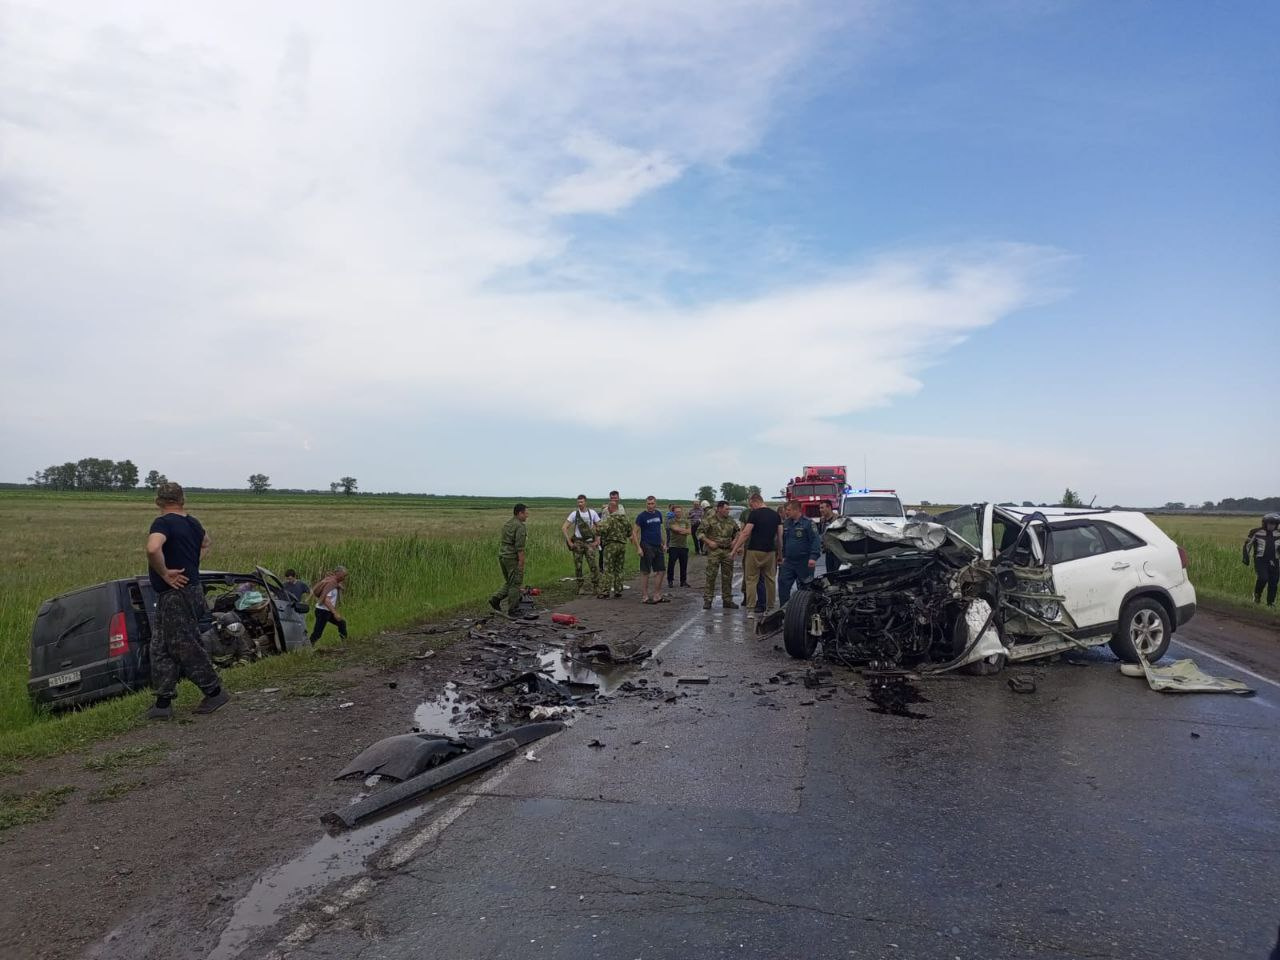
top-left (824, 517), bottom-right (977, 566)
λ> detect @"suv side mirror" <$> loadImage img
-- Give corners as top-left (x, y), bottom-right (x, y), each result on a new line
top-left (293, 602), bottom-right (310, 614)
top-left (906, 510), bottom-right (917, 518)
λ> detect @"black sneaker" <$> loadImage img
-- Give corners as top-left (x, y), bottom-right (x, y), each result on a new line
top-left (194, 690), bottom-right (230, 714)
top-left (722, 600), bottom-right (739, 609)
top-left (703, 599), bottom-right (712, 610)
top-left (488, 597), bottom-right (502, 612)
top-left (145, 705), bottom-right (173, 721)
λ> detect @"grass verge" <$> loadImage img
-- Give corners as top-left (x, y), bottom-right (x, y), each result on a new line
top-left (0, 785), bottom-right (75, 832)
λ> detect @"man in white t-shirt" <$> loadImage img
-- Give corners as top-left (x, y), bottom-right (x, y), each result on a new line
top-left (562, 494), bottom-right (603, 596)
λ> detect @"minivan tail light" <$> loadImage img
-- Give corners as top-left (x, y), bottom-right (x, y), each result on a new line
top-left (108, 612), bottom-right (129, 657)
top-left (1177, 545), bottom-right (1188, 569)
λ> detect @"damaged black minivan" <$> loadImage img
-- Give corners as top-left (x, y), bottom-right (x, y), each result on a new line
top-left (28, 567), bottom-right (309, 712)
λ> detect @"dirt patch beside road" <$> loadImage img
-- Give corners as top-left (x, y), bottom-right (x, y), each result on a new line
top-left (0, 574), bottom-right (705, 960)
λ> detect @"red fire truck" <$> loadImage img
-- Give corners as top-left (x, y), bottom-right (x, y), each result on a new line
top-left (784, 465), bottom-right (847, 518)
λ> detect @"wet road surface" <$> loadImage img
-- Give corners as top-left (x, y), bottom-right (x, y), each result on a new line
top-left (241, 596), bottom-right (1280, 960)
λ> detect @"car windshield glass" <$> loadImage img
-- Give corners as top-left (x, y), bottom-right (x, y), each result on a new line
top-left (841, 497), bottom-right (902, 518)
top-left (935, 505), bottom-right (981, 548)
top-left (795, 484), bottom-right (837, 496)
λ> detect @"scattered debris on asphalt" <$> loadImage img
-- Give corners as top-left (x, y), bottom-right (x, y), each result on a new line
top-left (863, 664), bottom-right (930, 720)
top-left (676, 675), bottom-right (710, 685)
top-left (1120, 657), bottom-right (1255, 696)
top-left (1007, 676), bottom-right (1037, 694)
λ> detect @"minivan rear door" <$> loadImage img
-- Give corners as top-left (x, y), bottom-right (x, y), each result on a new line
top-left (30, 582), bottom-right (119, 682)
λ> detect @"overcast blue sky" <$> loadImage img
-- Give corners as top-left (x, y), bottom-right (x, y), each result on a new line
top-left (1, 1), bottom-right (1276, 505)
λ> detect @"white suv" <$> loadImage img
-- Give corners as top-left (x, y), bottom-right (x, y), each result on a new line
top-left (943, 505), bottom-right (1197, 663)
top-left (784, 503), bottom-right (1196, 669)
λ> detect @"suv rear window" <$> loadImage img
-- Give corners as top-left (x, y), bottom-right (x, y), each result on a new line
top-left (1097, 521), bottom-right (1146, 550)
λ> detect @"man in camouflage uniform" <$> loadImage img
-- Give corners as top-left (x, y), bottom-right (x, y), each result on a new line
top-left (697, 500), bottom-right (740, 610)
top-left (561, 495), bottom-right (602, 597)
top-left (489, 503), bottom-right (529, 618)
top-left (598, 501), bottom-right (631, 598)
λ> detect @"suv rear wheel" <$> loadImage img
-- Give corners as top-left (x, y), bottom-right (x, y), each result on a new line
top-left (1109, 596), bottom-right (1172, 663)
top-left (783, 589), bottom-right (820, 660)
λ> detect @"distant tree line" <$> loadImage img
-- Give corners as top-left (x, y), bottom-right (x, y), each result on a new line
top-left (29, 458), bottom-right (141, 491)
top-left (694, 483), bottom-right (763, 504)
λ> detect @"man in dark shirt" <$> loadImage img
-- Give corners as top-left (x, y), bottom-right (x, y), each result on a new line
top-left (144, 482), bottom-right (226, 720)
top-left (1243, 513), bottom-right (1280, 606)
top-left (732, 493), bottom-right (782, 617)
top-left (282, 569), bottom-right (310, 604)
top-left (632, 495), bottom-right (668, 604)
top-left (779, 501), bottom-right (821, 603)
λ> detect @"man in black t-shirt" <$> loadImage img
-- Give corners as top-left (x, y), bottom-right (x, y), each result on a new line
top-left (144, 482), bottom-right (227, 720)
top-left (731, 493), bottom-right (782, 617)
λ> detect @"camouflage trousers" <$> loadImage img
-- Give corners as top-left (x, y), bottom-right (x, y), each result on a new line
top-left (151, 584), bottom-right (221, 699)
top-left (489, 557), bottom-right (524, 614)
top-left (570, 542), bottom-right (600, 593)
top-left (601, 541), bottom-right (627, 594)
top-left (703, 549), bottom-right (735, 602)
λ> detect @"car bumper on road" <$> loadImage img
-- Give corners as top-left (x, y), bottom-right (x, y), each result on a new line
top-left (1176, 601), bottom-right (1197, 627)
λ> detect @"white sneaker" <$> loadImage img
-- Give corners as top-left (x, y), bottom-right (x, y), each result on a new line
top-left (746, 611), bottom-right (756, 620)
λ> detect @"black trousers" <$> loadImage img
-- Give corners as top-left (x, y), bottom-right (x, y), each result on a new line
top-left (311, 608), bottom-right (348, 642)
top-left (691, 522), bottom-right (702, 554)
top-left (667, 547), bottom-right (689, 585)
top-left (1255, 559), bottom-right (1279, 605)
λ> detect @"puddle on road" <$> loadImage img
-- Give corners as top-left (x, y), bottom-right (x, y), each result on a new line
top-left (411, 649), bottom-right (629, 738)
top-left (537, 649), bottom-right (628, 694)
top-left (864, 670), bottom-right (931, 720)
top-left (206, 801), bottom-right (431, 960)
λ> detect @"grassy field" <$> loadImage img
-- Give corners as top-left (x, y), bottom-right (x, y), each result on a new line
top-left (1151, 514), bottom-right (1278, 620)
top-left (0, 490), bottom-right (655, 759)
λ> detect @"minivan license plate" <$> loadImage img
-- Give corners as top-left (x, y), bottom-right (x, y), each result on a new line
top-left (47, 671), bottom-right (81, 687)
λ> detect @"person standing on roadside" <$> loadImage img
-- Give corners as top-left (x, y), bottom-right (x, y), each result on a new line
top-left (600, 490), bottom-right (625, 570)
top-left (779, 501), bottom-right (821, 603)
top-left (309, 566), bottom-right (349, 642)
top-left (562, 495), bottom-right (603, 597)
top-left (489, 504), bottom-right (529, 618)
top-left (282, 569), bottom-right (310, 604)
top-left (690, 501), bottom-right (706, 555)
top-left (632, 495), bottom-right (669, 603)
top-left (817, 501), bottom-right (841, 576)
top-left (666, 505), bottom-right (692, 588)
top-left (732, 493), bottom-right (782, 618)
top-left (598, 501), bottom-right (631, 598)
top-left (698, 501), bottom-right (739, 610)
top-left (144, 482), bottom-right (227, 720)
top-left (1243, 513), bottom-right (1280, 607)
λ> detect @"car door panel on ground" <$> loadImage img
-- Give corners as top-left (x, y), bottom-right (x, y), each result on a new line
top-left (1048, 520), bottom-right (1142, 631)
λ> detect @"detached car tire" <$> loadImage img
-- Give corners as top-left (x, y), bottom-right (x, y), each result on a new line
top-left (783, 588), bottom-right (820, 660)
top-left (1109, 596), bottom-right (1172, 664)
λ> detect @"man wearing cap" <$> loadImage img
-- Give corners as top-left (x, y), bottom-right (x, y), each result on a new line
top-left (144, 482), bottom-right (227, 719)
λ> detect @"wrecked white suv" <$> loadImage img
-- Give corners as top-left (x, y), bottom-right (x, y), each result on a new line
top-left (783, 504), bottom-right (1196, 673)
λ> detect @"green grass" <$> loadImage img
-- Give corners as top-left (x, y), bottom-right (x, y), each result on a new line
top-left (0, 785), bottom-right (75, 831)
top-left (1151, 515), bottom-right (1279, 621)
top-left (86, 779), bottom-right (147, 804)
top-left (0, 489), bottom-right (648, 758)
top-left (83, 742), bottom-right (169, 773)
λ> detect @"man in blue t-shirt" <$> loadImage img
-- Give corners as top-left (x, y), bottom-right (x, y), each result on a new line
top-left (631, 495), bottom-right (668, 604)
top-left (144, 482), bottom-right (227, 720)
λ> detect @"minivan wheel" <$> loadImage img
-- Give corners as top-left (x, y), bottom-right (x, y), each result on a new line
top-left (1109, 597), bottom-right (1172, 663)
top-left (783, 589), bottom-right (820, 660)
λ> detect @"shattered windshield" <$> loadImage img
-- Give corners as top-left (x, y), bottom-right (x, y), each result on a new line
top-left (935, 505), bottom-right (982, 549)
top-left (841, 497), bottom-right (902, 518)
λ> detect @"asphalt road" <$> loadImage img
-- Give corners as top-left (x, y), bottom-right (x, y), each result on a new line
top-left (248, 599), bottom-right (1280, 960)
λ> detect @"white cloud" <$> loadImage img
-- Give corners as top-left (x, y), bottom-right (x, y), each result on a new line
top-left (542, 133), bottom-right (681, 215)
top-left (0, 0), bottom-right (1067, 494)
